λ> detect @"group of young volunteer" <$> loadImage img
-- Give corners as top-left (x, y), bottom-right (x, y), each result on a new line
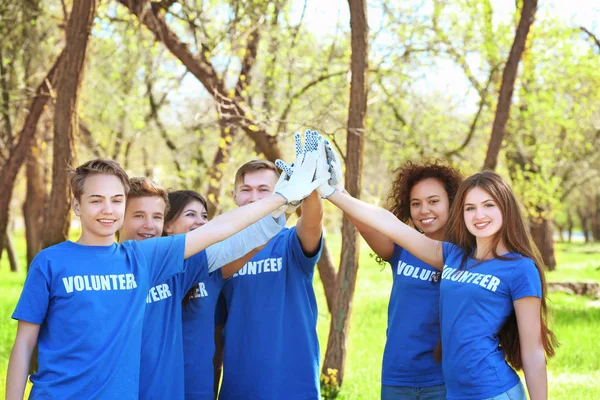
top-left (6, 131), bottom-right (556, 400)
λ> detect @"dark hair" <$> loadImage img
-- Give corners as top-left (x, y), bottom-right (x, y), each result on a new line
top-left (387, 161), bottom-right (463, 225)
top-left (164, 190), bottom-right (209, 309)
top-left (164, 190), bottom-right (208, 234)
top-left (443, 170), bottom-right (558, 369)
top-left (69, 158), bottom-right (130, 200)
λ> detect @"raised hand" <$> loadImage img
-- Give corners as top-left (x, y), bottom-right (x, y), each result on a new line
top-left (316, 136), bottom-right (336, 198)
top-left (274, 149), bottom-right (329, 204)
top-left (324, 138), bottom-right (345, 192)
top-left (272, 130), bottom-right (321, 217)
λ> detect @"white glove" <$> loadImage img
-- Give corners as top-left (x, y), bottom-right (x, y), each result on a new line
top-left (272, 130), bottom-right (322, 216)
top-left (324, 138), bottom-right (345, 193)
top-left (274, 150), bottom-right (329, 204)
top-left (316, 136), bottom-right (336, 198)
top-left (271, 171), bottom-right (298, 218)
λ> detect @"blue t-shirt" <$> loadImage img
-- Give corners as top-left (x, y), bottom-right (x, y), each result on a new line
top-left (382, 244), bottom-right (444, 387)
top-left (182, 270), bottom-right (226, 400)
top-left (440, 242), bottom-right (542, 400)
top-left (12, 236), bottom-right (186, 399)
top-left (140, 251), bottom-right (210, 400)
top-left (219, 227), bottom-right (323, 400)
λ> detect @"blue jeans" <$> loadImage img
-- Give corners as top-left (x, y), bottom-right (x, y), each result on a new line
top-left (485, 381), bottom-right (527, 400)
top-left (381, 384), bottom-right (446, 400)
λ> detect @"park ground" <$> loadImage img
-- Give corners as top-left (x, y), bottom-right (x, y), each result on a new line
top-left (1, 234), bottom-right (599, 399)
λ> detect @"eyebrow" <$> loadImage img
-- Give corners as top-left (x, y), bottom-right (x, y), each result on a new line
top-left (87, 194), bottom-right (125, 199)
top-left (464, 198), bottom-right (494, 206)
top-left (183, 209), bottom-right (198, 214)
top-left (411, 195), bottom-right (440, 201)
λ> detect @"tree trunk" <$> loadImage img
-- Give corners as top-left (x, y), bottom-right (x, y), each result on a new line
top-left (3, 232), bottom-right (19, 272)
top-left (317, 238), bottom-right (337, 313)
top-left (43, 0), bottom-right (98, 248)
top-left (483, 0), bottom-right (538, 170)
top-left (322, 0), bottom-right (368, 385)
top-left (592, 194), bottom-right (600, 242)
top-left (566, 210), bottom-right (574, 243)
top-left (554, 222), bottom-right (564, 243)
top-left (530, 217), bottom-right (556, 270)
top-left (23, 138), bottom-right (47, 267)
top-left (0, 51), bottom-right (64, 258)
top-left (577, 206), bottom-right (590, 243)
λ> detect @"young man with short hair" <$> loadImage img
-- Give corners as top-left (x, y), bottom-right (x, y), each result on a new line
top-left (6, 153), bottom-right (323, 400)
top-left (218, 159), bottom-right (324, 399)
top-left (120, 177), bottom-right (285, 400)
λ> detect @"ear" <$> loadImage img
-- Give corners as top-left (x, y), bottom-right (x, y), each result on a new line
top-left (163, 223), bottom-right (173, 234)
top-left (72, 197), bottom-right (81, 216)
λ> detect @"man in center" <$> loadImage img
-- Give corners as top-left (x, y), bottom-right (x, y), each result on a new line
top-left (218, 159), bottom-right (323, 399)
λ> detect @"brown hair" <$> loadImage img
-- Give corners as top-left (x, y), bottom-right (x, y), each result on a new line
top-left (164, 190), bottom-right (209, 309)
top-left (69, 158), bottom-right (130, 200)
top-left (128, 177), bottom-right (170, 215)
top-left (387, 161), bottom-right (463, 225)
top-left (233, 160), bottom-right (279, 189)
top-left (443, 170), bottom-right (558, 369)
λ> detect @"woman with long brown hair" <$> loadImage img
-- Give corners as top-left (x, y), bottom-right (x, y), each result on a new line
top-left (322, 166), bottom-right (557, 400)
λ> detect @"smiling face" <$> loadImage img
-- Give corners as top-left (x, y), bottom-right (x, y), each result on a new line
top-left (232, 169), bottom-right (278, 207)
top-left (463, 186), bottom-right (504, 240)
top-left (164, 200), bottom-right (209, 235)
top-left (409, 178), bottom-right (450, 240)
top-left (72, 174), bottom-right (126, 246)
top-left (120, 196), bottom-right (167, 241)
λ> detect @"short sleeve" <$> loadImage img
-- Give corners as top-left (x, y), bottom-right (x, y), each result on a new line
top-left (178, 250), bottom-right (210, 296)
top-left (442, 241), bottom-right (460, 264)
top-left (12, 262), bottom-right (50, 324)
top-left (215, 292), bottom-right (228, 325)
top-left (137, 234), bottom-right (186, 286)
top-left (509, 258), bottom-right (542, 300)
top-left (288, 227), bottom-right (323, 276)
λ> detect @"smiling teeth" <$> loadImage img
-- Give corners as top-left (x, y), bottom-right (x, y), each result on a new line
top-left (98, 219), bottom-right (114, 223)
top-left (422, 218), bottom-right (434, 223)
top-left (139, 233), bottom-right (154, 238)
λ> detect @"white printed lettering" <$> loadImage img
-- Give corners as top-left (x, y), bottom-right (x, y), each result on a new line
top-left (63, 277), bottom-right (74, 293)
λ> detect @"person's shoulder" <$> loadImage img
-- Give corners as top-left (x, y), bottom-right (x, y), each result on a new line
top-left (33, 241), bottom-right (77, 261)
top-left (508, 254), bottom-right (538, 272)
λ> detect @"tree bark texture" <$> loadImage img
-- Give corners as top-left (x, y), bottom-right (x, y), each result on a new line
top-left (43, 0), bottom-right (98, 248)
top-left (530, 217), bottom-right (556, 270)
top-left (483, 0), bottom-right (537, 170)
top-left (23, 138), bottom-right (47, 267)
top-left (3, 232), bottom-right (20, 272)
top-left (322, 0), bottom-right (368, 385)
top-left (0, 51), bottom-right (63, 259)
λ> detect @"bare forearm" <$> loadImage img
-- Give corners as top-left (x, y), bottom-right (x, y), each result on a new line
top-left (6, 344), bottom-right (32, 400)
top-left (522, 350), bottom-right (548, 400)
top-left (296, 192), bottom-right (323, 255)
top-left (327, 191), bottom-right (443, 268)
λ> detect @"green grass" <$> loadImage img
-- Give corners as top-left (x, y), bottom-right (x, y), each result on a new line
top-left (1, 234), bottom-right (599, 399)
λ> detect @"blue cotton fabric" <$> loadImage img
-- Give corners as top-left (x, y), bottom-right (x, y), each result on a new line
top-left (440, 242), bottom-right (542, 400)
